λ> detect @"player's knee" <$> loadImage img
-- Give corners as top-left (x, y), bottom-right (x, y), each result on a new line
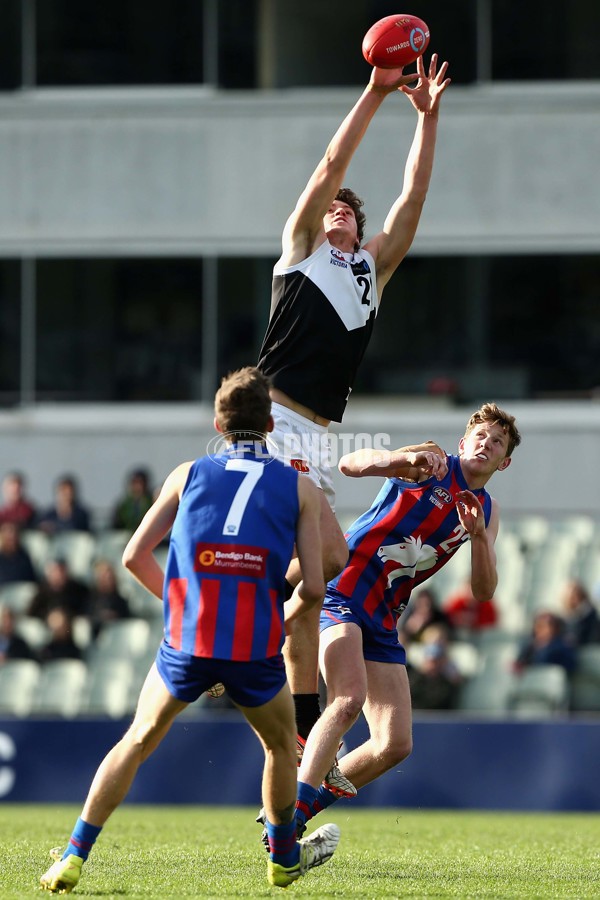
top-left (330, 693), bottom-right (364, 729)
top-left (384, 733), bottom-right (413, 767)
top-left (124, 720), bottom-right (160, 757)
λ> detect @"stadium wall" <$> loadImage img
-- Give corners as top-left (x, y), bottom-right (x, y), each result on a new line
top-left (1, 399), bottom-right (600, 523)
top-left (1, 715), bottom-right (599, 811)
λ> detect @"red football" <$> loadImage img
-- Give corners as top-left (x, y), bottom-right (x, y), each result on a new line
top-left (362, 14), bottom-right (430, 69)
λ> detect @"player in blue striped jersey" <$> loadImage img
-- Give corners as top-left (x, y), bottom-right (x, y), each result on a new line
top-left (293, 403), bottom-right (521, 831)
top-left (40, 368), bottom-right (340, 893)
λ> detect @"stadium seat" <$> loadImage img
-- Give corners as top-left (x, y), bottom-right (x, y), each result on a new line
top-left (84, 659), bottom-right (136, 718)
top-left (20, 530), bottom-right (51, 578)
top-left (506, 665), bottom-right (569, 715)
top-left (89, 618), bottom-right (151, 663)
top-left (14, 615), bottom-right (50, 650)
top-left (448, 641), bottom-right (481, 678)
top-left (50, 531), bottom-right (97, 582)
top-left (94, 529), bottom-right (131, 567)
top-left (72, 616), bottom-right (92, 652)
top-left (0, 581), bottom-right (38, 614)
top-left (0, 659), bottom-right (41, 716)
top-left (570, 645), bottom-right (600, 712)
top-left (457, 667), bottom-right (514, 714)
top-left (511, 515), bottom-right (551, 553)
top-left (33, 659), bottom-right (88, 717)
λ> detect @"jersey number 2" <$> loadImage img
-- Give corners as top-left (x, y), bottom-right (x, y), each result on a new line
top-left (356, 275), bottom-right (371, 305)
top-left (222, 459), bottom-right (264, 536)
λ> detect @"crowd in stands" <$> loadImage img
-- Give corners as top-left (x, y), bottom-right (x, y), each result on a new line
top-left (1, 467), bottom-right (600, 715)
top-left (0, 468), bottom-right (151, 674)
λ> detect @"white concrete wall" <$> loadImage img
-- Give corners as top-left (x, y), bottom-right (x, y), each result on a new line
top-left (1, 399), bottom-right (599, 524)
top-left (0, 83), bottom-right (598, 256)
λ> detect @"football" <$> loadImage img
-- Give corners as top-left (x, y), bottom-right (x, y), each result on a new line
top-left (362, 14), bottom-right (430, 69)
top-left (206, 682), bottom-right (225, 699)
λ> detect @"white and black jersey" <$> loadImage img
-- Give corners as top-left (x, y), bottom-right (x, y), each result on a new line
top-left (257, 240), bottom-right (379, 422)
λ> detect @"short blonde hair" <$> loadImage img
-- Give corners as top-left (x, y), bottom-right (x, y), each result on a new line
top-left (464, 403), bottom-right (521, 457)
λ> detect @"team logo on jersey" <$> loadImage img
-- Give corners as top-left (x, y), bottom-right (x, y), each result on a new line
top-left (431, 486), bottom-right (453, 509)
top-left (377, 535), bottom-right (437, 587)
top-left (195, 542), bottom-right (268, 577)
top-left (290, 458), bottom-right (310, 473)
top-left (350, 258), bottom-right (370, 276)
top-left (330, 249), bottom-right (348, 268)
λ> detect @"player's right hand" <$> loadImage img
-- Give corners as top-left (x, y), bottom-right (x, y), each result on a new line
top-left (409, 450), bottom-right (448, 480)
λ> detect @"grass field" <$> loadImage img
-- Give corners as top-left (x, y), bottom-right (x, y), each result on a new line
top-left (2, 804), bottom-right (599, 898)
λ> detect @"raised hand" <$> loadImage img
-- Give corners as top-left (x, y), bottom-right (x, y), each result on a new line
top-left (368, 64), bottom-right (420, 94)
top-left (400, 53), bottom-right (451, 115)
top-left (455, 490), bottom-right (486, 537)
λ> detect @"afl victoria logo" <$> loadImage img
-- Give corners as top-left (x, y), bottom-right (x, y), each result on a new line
top-left (433, 486), bottom-right (453, 505)
top-left (198, 548), bottom-right (216, 566)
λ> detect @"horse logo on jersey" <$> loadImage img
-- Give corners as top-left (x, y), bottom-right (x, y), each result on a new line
top-left (377, 535), bottom-right (438, 587)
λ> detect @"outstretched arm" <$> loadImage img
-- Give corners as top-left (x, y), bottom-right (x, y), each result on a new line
top-left (365, 53), bottom-right (451, 293)
top-left (339, 441), bottom-right (447, 481)
top-left (281, 67), bottom-right (418, 267)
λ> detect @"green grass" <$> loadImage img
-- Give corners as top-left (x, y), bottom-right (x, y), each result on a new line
top-left (2, 804), bottom-right (600, 898)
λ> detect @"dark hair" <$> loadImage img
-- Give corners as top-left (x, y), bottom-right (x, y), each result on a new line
top-left (336, 187), bottom-right (366, 249)
top-left (214, 366), bottom-right (272, 439)
top-left (464, 402), bottom-right (522, 457)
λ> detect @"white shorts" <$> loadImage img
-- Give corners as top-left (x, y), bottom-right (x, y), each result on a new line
top-left (269, 402), bottom-right (336, 511)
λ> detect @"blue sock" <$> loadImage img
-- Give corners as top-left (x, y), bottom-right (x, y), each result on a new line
top-left (63, 817), bottom-right (103, 861)
top-left (296, 781), bottom-right (319, 827)
top-left (266, 819), bottom-right (299, 868)
top-left (312, 783), bottom-right (344, 817)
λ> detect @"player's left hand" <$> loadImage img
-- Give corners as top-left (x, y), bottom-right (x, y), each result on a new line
top-left (456, 490), bottom-right (486, 537)
top-left (400, 53), bottom-right (451, 116)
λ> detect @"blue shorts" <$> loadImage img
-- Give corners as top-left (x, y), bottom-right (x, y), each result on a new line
top-left (320, 589), bottom-right (407, 665)
top-left (156, 641), bottom-right (287, 708)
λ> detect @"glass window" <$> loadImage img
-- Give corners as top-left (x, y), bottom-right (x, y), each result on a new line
top-left (0, 261), bottom-right (21, 404)
top-left (34, 0), bottom-right (257, 88)
top-left (0, 0), bottom-right (20, 90)
top-left (492, 0), bottom-right (600, 80)
top-left (358, 254), bottom-right (600, 402)
top-left (36, 258), bottom-right (204, 401)
top-left (36, 0), bottom-right (205, 86)
top-left (217, 257), bottom-right (269, 378)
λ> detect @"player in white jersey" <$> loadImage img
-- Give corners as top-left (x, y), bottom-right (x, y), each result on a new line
top-left (257, 53), bottom-right (451, 767)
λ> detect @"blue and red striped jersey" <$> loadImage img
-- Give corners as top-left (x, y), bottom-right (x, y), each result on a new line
top-left (163, 445), bottom-right (299, 661)
top-left (330, 455), bottom-right (492, 631)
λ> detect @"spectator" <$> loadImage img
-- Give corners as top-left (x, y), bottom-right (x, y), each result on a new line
top-left (559, 579), bottom-right (600, 646)
top-left (0, 471), bottom-right (37, 529)
top-left (397, 587), bottom-right (454, 646)
top-left (27, 557), bottom-right (89, 621)
top-left (38, 607), bottom-right (82, 662)
top-left (407, 624), bottom-right (462, 710)
top-left (36, 474), bottom-right (92, 535)
top-left (443, 580), bottom-right (498, 632)
top-left (111, 468), bottom-right (154, 532)
top-left (84, 559), bottom-right (131, 639)
top-left (0, 603), bottom-right (36, 663)
top-left (0, 522), bottom-right (38, 586)
top-left (513, 611), bottom-right (577, 675)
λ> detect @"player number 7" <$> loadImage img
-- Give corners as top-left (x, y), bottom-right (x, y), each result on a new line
top-left (222, 459), bottom-right (264, 536)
